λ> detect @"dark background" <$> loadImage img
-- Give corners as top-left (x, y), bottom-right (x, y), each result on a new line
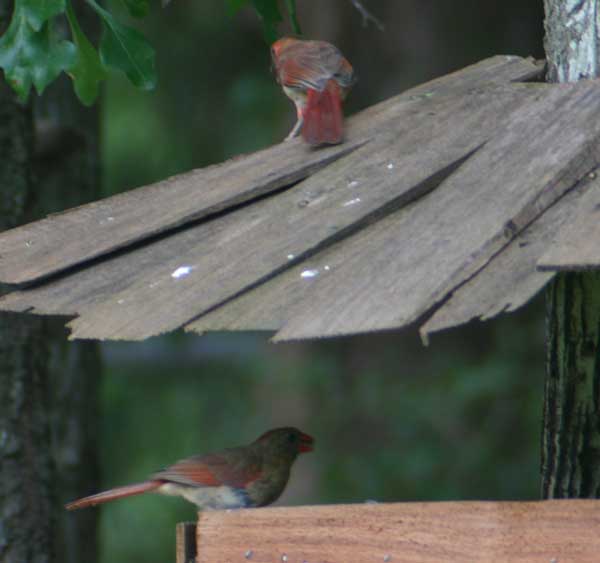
top-left (95, 1), bottom-right (545, 561)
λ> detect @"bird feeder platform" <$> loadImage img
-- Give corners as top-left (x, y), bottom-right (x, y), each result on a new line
top-left (177, 500), bottom-right (600, 562)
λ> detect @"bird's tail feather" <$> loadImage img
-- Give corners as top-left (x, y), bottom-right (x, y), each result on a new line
top-left (302, 80), bottom-right (343, 146)
top-left (65, 480), bottom-right (162, 510)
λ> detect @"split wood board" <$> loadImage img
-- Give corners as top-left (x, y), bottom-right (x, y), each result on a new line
top-left (0, 138), bottom-right (363, 286)
top-left (194, 500), bottom-right (600, 563)
top-left (0, 55), bottom-right (542, 287)
top-left (419, 173), bottom-right (600, 339)
top-left (189, 164), bottom-right (590, 337)
top-left (0, 82), bottom-right (543, 340)
top-left (537, 171), bottom-right (600, 271)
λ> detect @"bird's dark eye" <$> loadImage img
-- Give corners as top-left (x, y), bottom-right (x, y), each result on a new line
top-left (288, 433), bottom-right (297, 443)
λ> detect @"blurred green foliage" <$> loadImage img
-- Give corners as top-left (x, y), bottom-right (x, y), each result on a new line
top-left (89, 1), bottom-right (546, 561)
top-left (0, 0), bottom-right (296, 102)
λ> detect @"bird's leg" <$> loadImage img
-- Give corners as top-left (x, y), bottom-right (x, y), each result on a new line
top-left (286, 116), bottom-right (304, 140)
top-left (285, 100), bottom-right (305, 141)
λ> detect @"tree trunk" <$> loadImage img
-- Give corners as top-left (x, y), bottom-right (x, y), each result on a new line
top-left (543, 0), bottom-right (600, 83)
top-left (0, 2), bottom-right (102, 561)
top-left (541, 0), bottom-right (600, 498)
top-left (542, 274), bottom-right (600, 497)
top-left (0, 74), bottom-right (59, 563)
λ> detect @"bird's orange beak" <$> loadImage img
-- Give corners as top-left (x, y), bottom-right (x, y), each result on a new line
top-left (299, 432), bottom-right (314, 453)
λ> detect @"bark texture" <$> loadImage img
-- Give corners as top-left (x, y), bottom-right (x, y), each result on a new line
top-left (544, 0), bottom-right (600, 82)
top-left (542, 274), bottom-right (600, 497)
top-left (542, 0), bottom-right (600, 498)
top-left (0, 74), bottom-right (56, 563)
top-left (0, 2), bottom-right (101, 561)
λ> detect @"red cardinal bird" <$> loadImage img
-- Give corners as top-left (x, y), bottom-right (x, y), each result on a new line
top-left (271, 37), bottom-right (355, 146)
top-left (65, 427), bottom-right (314, 510)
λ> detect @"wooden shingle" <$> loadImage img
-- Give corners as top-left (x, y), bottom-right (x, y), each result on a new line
top-left (537, 175), bottom-right (600, 271)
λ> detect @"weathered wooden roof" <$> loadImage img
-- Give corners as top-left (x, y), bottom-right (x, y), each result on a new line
top-left (0, 55), bottom-right (598, 342)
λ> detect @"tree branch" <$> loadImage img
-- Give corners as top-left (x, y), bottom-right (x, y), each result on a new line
top-left (349, 0), bottom-right (384, 31)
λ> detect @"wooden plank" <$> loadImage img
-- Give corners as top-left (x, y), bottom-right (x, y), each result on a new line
top-left (186, 263), bottom-right (296, 333)
top-left (195, 501), bottom-right (600, 563)
top-left (176, 522), bottom-right (197, 563)
top-left (537, 171), bottom-right (600, 271)
top-left (188, 166), bottom-right (590, 335)
top-left (272, 80), bottom-right (600, 342)
top-left (0, 85), bottom-right (540, 340)
top-left (355, 55), bottom-right (543, 124)
top-left (0, 139), bottom-right (363, 286)
top-left (0, 56), bottom-right (541, 286)
top-left (187, 169), bottom-right (577, 336)
top-left (419, 175), bottom-right (600, 339)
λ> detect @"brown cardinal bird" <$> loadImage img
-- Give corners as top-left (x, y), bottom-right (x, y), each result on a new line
top-left (66, 427), bottom-right (314, 510)
top-left (271, 37), bottom-right (355, 146)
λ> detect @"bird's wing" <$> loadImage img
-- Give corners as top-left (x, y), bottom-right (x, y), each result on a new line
top-left (276, 41), bottom-right (351, 91)
top-left (154, 449), bottom-right (261, 489)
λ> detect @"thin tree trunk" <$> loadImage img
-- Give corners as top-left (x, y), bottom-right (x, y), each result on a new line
top-left (0, 75), bottom-right (57, 563)
top-left (0, 2), bottom-right (102, 561)
top-left (541, 0), bottom-right (600, 498)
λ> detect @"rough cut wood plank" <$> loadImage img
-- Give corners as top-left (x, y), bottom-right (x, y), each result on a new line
top-left (537, 171), bottom-right (600, 271)
top-left (188, 168), bottom-right (578, 336)
top-left (185, 258), bottom-right (299, 333)
top-left (0, 56), bottom-right (541, 287)
top-left (0, 84), bottom-right (540, 340)
top-left (176, 522), bottom-right (197, 563)
top-left (195, 501), bottom-right (600, 563)
top-left (356, 55), bottom-right (543, 124)
top-left (419, 174), bottom-right (600, 339)
top-left (272, 80), bottom-right (600, 342)
top-left (0, 139), bottom-right (364, 286)
top-left (188, 162), bottom-right (591, 335)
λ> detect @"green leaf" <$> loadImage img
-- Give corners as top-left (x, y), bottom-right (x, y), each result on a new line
top-left (251, 0), bottom-right (282, 44)
top-left (0, 0), bottom-right (76, 101)
top-left (65, 0), bottom-right (106, 105)
top-left (121, 0), bottom-right (150, 19)
top-left (226, 0), bottom-right (250, 14)
top-left (85, 0), bottom-right (156, 90)
top-left (21, 0), bottom-right (66, 32)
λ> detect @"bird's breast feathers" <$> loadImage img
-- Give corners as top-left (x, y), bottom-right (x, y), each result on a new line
top-left (158, 482), bottom-right (253, 509)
